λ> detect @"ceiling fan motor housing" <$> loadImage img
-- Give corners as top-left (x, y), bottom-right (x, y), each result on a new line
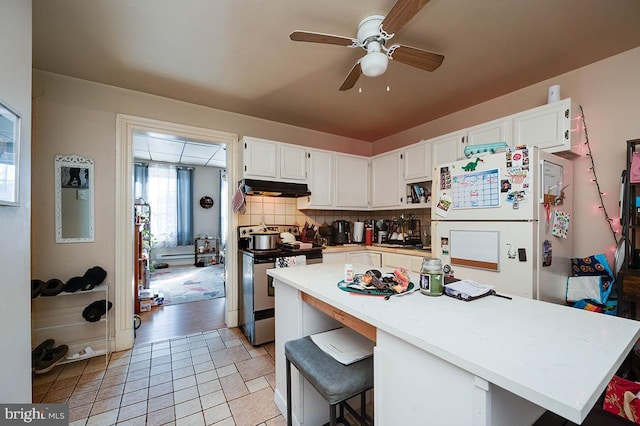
top-left (357, 15), bottom-right (389, 77)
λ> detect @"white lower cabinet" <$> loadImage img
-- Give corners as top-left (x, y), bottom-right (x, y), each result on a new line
top-left (322, 252), bottom-right (349, 264)
top-left (348, 251), bottom-right (382, 268)
top-left (382, 252), bottom-right (426, 273)
top-left (31, 286), bottom-right (110, 368)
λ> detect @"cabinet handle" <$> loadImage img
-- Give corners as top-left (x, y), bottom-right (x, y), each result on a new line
top-left (564, 109), bottom-right (569, 119)
top-left (564, 130), bottom-right (569, 140)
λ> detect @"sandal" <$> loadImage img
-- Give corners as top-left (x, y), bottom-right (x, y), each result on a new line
top-left (40, 279), bottom-right (65, 296)
top-left (31, 339), bottom-right (55, 366)
top-left (66, 346), bottom-right (96, 360)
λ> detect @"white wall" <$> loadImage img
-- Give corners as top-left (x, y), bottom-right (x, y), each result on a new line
top-left (0, 0), bottom-right (32, 402)
top-left (374, 47), bottom-right (640, 265)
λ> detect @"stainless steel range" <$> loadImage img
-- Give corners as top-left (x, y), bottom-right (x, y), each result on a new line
top-left (238, 225), bottom-right (323, 345)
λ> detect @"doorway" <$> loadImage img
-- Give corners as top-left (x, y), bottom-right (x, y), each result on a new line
top-left (114, 114), bottom-right (239, 352)
top-left (132, 131), bottom-right (226, 309)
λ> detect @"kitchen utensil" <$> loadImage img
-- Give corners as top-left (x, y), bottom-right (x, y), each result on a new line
top-left (280, 232), bottom-right (296, 244)
top-left (249, 232), bottom-right (280, 250)
top-left (385, 287), bottom-right (420, 300)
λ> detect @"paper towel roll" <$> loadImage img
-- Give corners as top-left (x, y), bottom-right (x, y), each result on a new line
top-left (353, 222), bottom-right (364, 243)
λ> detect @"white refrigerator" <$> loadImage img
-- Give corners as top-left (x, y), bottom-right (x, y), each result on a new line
top-left (431, 146), bottom-right (573, 303)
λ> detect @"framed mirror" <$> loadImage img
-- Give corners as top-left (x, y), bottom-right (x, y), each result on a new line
top-left (55, 154), bottom-right (95, 243)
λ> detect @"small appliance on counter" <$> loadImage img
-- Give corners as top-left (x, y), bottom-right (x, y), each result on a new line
top-left (333, 220), bottom-right (351, 245)
top-left (318, 222), bottom-right (334, 246)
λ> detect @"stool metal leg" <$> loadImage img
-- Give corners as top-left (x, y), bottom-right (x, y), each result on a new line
top-left (330, 403), bottom-right (337, 426)
top-left (286, 358), bottom-right (292, 426)
top-left (360, 391), bottom-right (366, 426)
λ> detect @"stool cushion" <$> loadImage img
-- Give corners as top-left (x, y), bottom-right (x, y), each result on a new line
top-left (285, 336), bottom-right (373, 405)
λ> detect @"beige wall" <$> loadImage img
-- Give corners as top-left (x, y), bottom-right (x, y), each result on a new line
top-left (0, 0), bottom-right (32, 402)
top-left (375, 47), bottom-right (640, 265)
top-left (31, 71), bottom-right (368, 310)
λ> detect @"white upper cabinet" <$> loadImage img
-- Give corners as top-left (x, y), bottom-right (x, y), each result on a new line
top-left (431, 131), bottom-right (466, 169)
top-left (298, 149), bottom-right (333, 209)
top-left (465, 117), bottom-right (512, 150)
top-left (279, 144), bottom-right (307, 181)
top-left (334, 153), bottom-right (369, 209)
top-left (371, 150), bottom-right (403, 208)
top-left (241, 137), bottom-right (278, 179)
top-left (241, 137), bottom-right (306, 182)
top-left (512, 98), bottom-right (584, 157)
top-left (403, 141), bottom-right (432, 181)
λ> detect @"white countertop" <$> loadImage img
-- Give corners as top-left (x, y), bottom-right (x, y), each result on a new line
top-left (268, 263), bottom-right (640, 423)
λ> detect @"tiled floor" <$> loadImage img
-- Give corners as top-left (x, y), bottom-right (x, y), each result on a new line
top-left (32, 327), bottom-right (285, 426)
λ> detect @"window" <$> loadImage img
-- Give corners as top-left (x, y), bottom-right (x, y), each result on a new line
top-left (134, 163), bottom-right (193, 248)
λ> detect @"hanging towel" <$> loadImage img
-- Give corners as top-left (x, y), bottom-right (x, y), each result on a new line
top-left (276, 255), bottom-right (307, 268)
top-left (232, 183), bottom-right (246, 214)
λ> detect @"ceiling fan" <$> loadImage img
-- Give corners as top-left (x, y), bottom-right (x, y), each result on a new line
top-left (289, 0), bottom-right (444, 91)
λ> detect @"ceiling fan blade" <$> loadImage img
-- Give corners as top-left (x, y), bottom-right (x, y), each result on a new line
top-left (381, 0), bottom-right (429, 35)
top-left (391, 44), bottom-right (444, 72)
top-left (339, 62), bottom-right (362, 91)
top-left (289, 31), bottom-right (356, 47)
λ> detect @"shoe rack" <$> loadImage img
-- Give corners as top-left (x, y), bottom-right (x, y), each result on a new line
top-left (31, 285), bottom-right (110, 369)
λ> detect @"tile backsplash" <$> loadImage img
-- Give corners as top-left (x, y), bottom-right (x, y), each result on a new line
top-left (239, 196), bottom-right (431, 243)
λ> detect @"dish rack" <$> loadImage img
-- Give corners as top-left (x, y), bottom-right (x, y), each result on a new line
top-left (387, 218), bottom-right (422, 246)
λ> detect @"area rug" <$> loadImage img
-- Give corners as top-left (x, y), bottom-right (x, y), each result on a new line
top-left (149, 264), bottom-right (225, 305)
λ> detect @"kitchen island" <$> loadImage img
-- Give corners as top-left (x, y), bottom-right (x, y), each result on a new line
top-left (268, 263), bottom-right (640, 426)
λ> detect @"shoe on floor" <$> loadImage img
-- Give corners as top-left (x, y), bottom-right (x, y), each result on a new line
top-left (66, 346), bottom-right (96, 360)
top-left (31, 339), bottom-right (55, 367)
top-left (33, 345), bottom-right (68, 374)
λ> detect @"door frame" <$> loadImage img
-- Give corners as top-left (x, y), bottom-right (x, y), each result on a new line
top-left (114, 114), bottom-right (239, 351)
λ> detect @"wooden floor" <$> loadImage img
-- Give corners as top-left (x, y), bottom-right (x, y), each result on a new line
top-left (134, 297), bottom-right (227, 345)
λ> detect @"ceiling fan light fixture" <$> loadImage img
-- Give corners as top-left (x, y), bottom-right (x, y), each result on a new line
top-left (361, 44), bottom-right (388, 77)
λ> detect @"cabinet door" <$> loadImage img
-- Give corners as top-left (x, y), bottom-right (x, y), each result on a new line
top-left (431, 131), bottom-right (465, 169)
top-left (242, 137), bottom-right (278, 179)
top-left (280, 144), bottom-right (307, 182)
top-left (371, 151), bottom-right (403, 208)
top-left (334, 154), bottom-right (369, 209)
top-left (349, 251), bottom-right (382, 268)
top-left (403, 141), bottom-right (432, 181)
top-left (382, 253), bottom-right (412, 270)
top-left (465, 118), bottom-right (512, 149)
top-left (305, 149), bottom-right (333, 208)
top-left (513, 99), bottom-right (583, 156)
top-left (323, 252), bottom-right (349, 264)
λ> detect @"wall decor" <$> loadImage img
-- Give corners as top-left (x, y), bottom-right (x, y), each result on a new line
top-left (55, 154), bottom-right (95, 243)
top-left (199, 196), bottom-right (214, 209)
top-left (0, 99), bottom-right (21, 205)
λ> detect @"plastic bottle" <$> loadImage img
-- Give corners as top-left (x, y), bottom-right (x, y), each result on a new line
top-left (420, 257), bottom-right (444, 296)
top-left (344, 264), bottom-right (354, 283)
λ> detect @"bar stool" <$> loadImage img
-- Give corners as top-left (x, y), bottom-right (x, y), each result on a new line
top-left (285, 336), bottom-right (373, 426)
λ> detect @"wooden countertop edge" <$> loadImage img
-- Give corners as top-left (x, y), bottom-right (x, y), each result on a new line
top-left (301, 292), bottom-right (377, 343)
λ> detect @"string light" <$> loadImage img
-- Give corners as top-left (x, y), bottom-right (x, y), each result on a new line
top-left (581, 105), bottom-right (619, 246)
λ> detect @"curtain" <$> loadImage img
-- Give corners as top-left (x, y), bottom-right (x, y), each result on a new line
top-left (147, 163), bottom-right (178, 248)
top-left (176, 167), bottom-right (193, 246)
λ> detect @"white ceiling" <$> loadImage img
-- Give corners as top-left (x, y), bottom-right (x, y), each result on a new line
top-left (132, 132), bottom-right (226, 168)
top-left (32, 0), bottom-right (640, 142)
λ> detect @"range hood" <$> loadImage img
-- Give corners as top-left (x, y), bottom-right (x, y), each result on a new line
top-left (240, 179), bottom-right (311, 198)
